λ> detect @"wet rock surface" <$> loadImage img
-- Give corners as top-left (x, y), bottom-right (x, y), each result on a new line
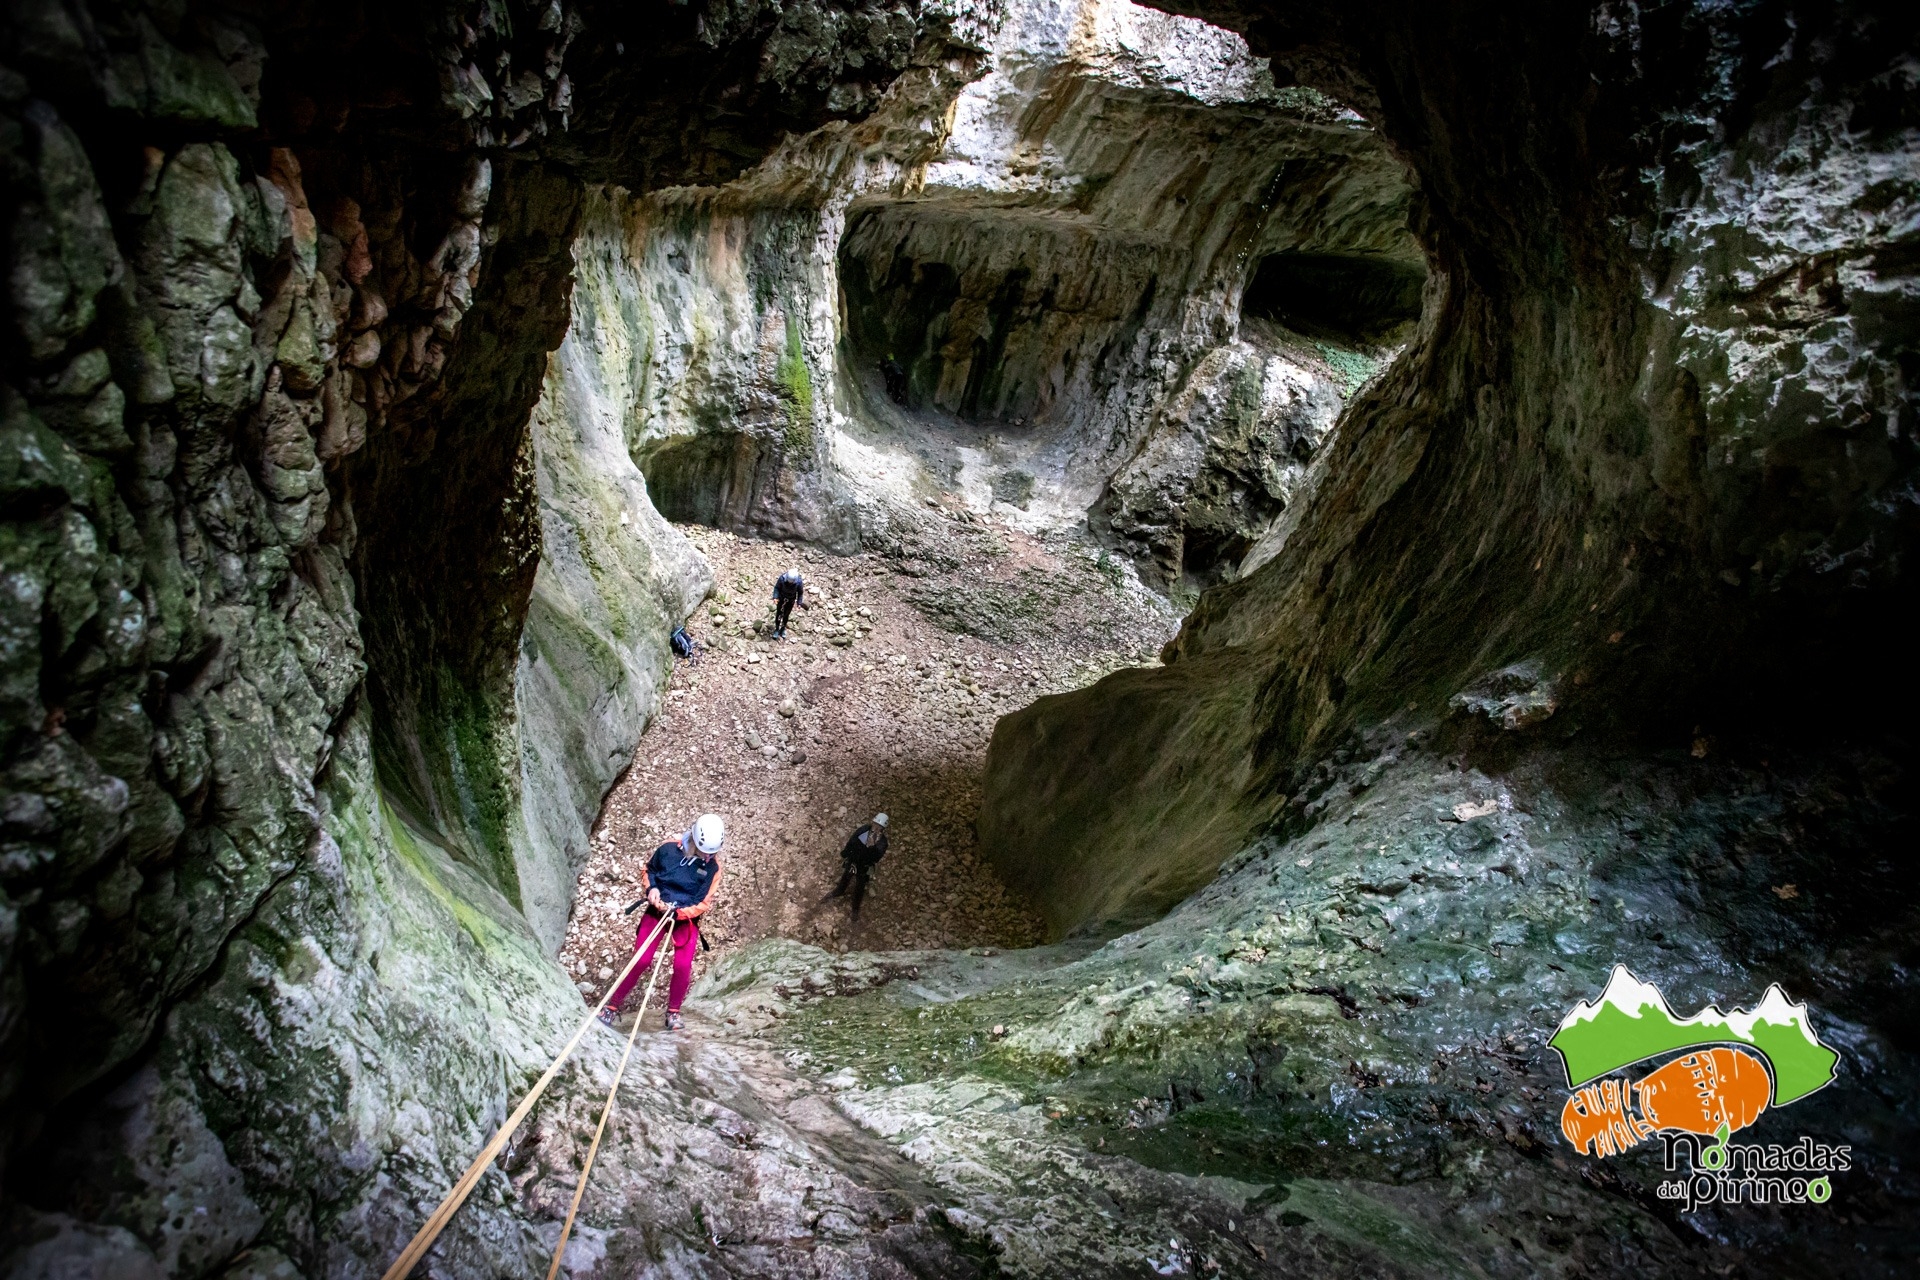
top-left (700, 736), bottom-right (1915, 1277)
top-left (549, 0), bottom-right (1417, 584)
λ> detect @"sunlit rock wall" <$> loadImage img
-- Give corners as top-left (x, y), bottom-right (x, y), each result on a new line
top-left (550, 0), bottom-right (1419, 591)
top-left (837, 0), bottom-right (1420, 571)
top-left (512, 193), bottom-right (714, 950)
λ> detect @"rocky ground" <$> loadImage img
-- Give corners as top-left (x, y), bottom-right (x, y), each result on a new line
top-left (557, 505), bottom-right (1181, 1006)
top-left (659, 735), bottom-right (1916, 1279)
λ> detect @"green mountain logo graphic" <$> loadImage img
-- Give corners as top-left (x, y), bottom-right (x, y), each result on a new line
top-left (1549, 966), bottom-right (1840, 1106)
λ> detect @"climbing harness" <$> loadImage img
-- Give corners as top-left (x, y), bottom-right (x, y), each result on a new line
top-left (380, 909), bottom-right (675, 1280)
top-left (626, 894), bottom-right (714, 951)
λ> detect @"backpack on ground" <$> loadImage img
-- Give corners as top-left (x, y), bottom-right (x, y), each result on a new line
top-left (670, 626), bottom-right (695, 658)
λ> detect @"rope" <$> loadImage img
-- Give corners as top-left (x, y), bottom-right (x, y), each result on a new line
top-left (544, 917), bottom-right (675, 1278)
top-left (381, 909), bottom-right (675, 1280)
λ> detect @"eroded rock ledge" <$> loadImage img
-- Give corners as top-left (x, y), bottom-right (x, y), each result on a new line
top-left (556, 0), bottom-right (1419, 600)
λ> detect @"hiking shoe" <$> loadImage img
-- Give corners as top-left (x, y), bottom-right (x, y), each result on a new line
top-left (597, 1006), bottom-right (619, 1027)
top-left (664, 1011), bottom-right (684, 1032)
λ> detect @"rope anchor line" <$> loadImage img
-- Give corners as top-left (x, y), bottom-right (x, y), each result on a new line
top-left (382, 910), bottom-right (676, 1280)
top-left (546, 920), bottom-right (674, 1277)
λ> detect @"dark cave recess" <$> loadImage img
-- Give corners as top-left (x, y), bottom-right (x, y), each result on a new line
top-left (1241, 250), bottom-right (1426, 345)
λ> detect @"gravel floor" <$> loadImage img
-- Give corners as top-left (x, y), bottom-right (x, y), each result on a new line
top-left (558, 510), bottom-right (1180, 1006)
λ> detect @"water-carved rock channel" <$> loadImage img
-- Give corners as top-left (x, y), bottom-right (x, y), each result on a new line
top-left (2, 0), bottom-right (1914, 1277)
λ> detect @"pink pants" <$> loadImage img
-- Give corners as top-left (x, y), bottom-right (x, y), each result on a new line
top-left (607, 909), bottom-right (699, 1013)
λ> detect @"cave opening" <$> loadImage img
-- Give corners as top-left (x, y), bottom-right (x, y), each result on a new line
top-left (640, 430), bottom-right (774, 530)
top-left (1241, 250), bottom-right (1426, 345)
top-left (835, 203), bottom-right (1165, 432)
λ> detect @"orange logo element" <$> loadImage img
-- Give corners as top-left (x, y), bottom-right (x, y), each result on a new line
top-left (1561, 1046), bottom-right (1772, 1157)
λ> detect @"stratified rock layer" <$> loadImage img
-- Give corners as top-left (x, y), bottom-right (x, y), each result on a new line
top-left (555, 0), bottom-right (1419, 592)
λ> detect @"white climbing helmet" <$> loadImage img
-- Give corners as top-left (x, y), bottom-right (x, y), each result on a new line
top-left (871, 812), bottom-right (889, 828)
top-left (690, 813), bottom-right (726, 855)
top-left (789, 566), bottom-right (803, 580)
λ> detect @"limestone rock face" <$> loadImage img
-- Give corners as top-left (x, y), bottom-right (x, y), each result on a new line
top-left (982, 0), bottom-right (1919, 936)
top-left (553, 0), bottom-right (1418, 580)
top-left (0, 0), bottom-right (992, 1274)
top-left (703, 737), bottom-right (1917, 1276)
top-left (512, 194), bottom-right (715, 948)
top-left (1095, 318), bottom-right (1351, 596)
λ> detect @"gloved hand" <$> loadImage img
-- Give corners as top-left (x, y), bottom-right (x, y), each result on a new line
top-left (648, 888), bottom-right (665, 912)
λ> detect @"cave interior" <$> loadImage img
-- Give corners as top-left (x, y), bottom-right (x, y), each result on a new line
top-left (0, 0), bottom-right (1915, 1276)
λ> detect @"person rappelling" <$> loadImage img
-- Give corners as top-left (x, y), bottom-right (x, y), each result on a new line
top-left (600, 813), bottom-right (725, 1032)
top-left (771, 566), bottom-right (808, 638)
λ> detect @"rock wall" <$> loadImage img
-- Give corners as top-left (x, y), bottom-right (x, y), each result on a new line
top-left (703, 728), bottom-right (1916, 1276)
top-left (550, 0), bottom-right (1420, 594)
top-left (512, 193), bottom-right (714, 950)
top-left (0, 0), bottom-right (996, 1272)
top-left (983, 0), bottom-right (1919, 936)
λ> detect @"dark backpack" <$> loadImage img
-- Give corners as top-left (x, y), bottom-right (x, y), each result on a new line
top-left (670, 626), bottom-right (695, 658)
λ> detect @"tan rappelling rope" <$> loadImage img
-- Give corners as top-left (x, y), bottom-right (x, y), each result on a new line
top-left (544, 918), bottom-right (674, 1278)
top-left (381, 909), bottom-right (675, 1280)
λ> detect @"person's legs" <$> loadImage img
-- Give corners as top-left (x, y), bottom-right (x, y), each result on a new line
top-left (666, 918), bottom-right (700, 1012)
top-left (849, 866), bottom-right (870, 921)
top-left (775, 597), bottom-right (793, 634)
top-left (824, 862), bottom-right (854, 899)
top-left (607, 909), bottom-right (670, 1010)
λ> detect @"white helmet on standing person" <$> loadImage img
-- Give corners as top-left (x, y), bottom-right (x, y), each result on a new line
top-left (690, 813), bottom-right (726, 855)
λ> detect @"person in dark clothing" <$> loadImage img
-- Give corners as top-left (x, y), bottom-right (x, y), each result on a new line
top-left (822, 812), bottom-right (888, 922)
top-left (772, 566), bottom-right (807, 638)
top-left (602, 813), bottom-right (725, 1031)
top-left (881, 356), bottom-right (908, 405)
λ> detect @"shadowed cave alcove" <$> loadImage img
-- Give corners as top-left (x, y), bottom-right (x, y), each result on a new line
top-left (1241, 250), bottom-right (1425, 344)
top-left (640, 430), bottom-right (783, 529)
top-left (837, 202), bottom-right (1164, 427)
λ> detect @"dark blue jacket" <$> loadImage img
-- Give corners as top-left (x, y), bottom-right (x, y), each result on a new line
top-left (647, 840), bottom-right (719, 908)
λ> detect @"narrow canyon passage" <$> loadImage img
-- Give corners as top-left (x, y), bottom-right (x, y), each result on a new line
top-left (559, 515), bottom-right (1179, 998)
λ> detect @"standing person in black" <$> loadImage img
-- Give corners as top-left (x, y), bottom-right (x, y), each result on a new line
top-left (881, 356), bottom-right (908, 405)
top-left (823, 812), bottom-right (888, 923)
top-left (772, 566), bottom-right (807, 638)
